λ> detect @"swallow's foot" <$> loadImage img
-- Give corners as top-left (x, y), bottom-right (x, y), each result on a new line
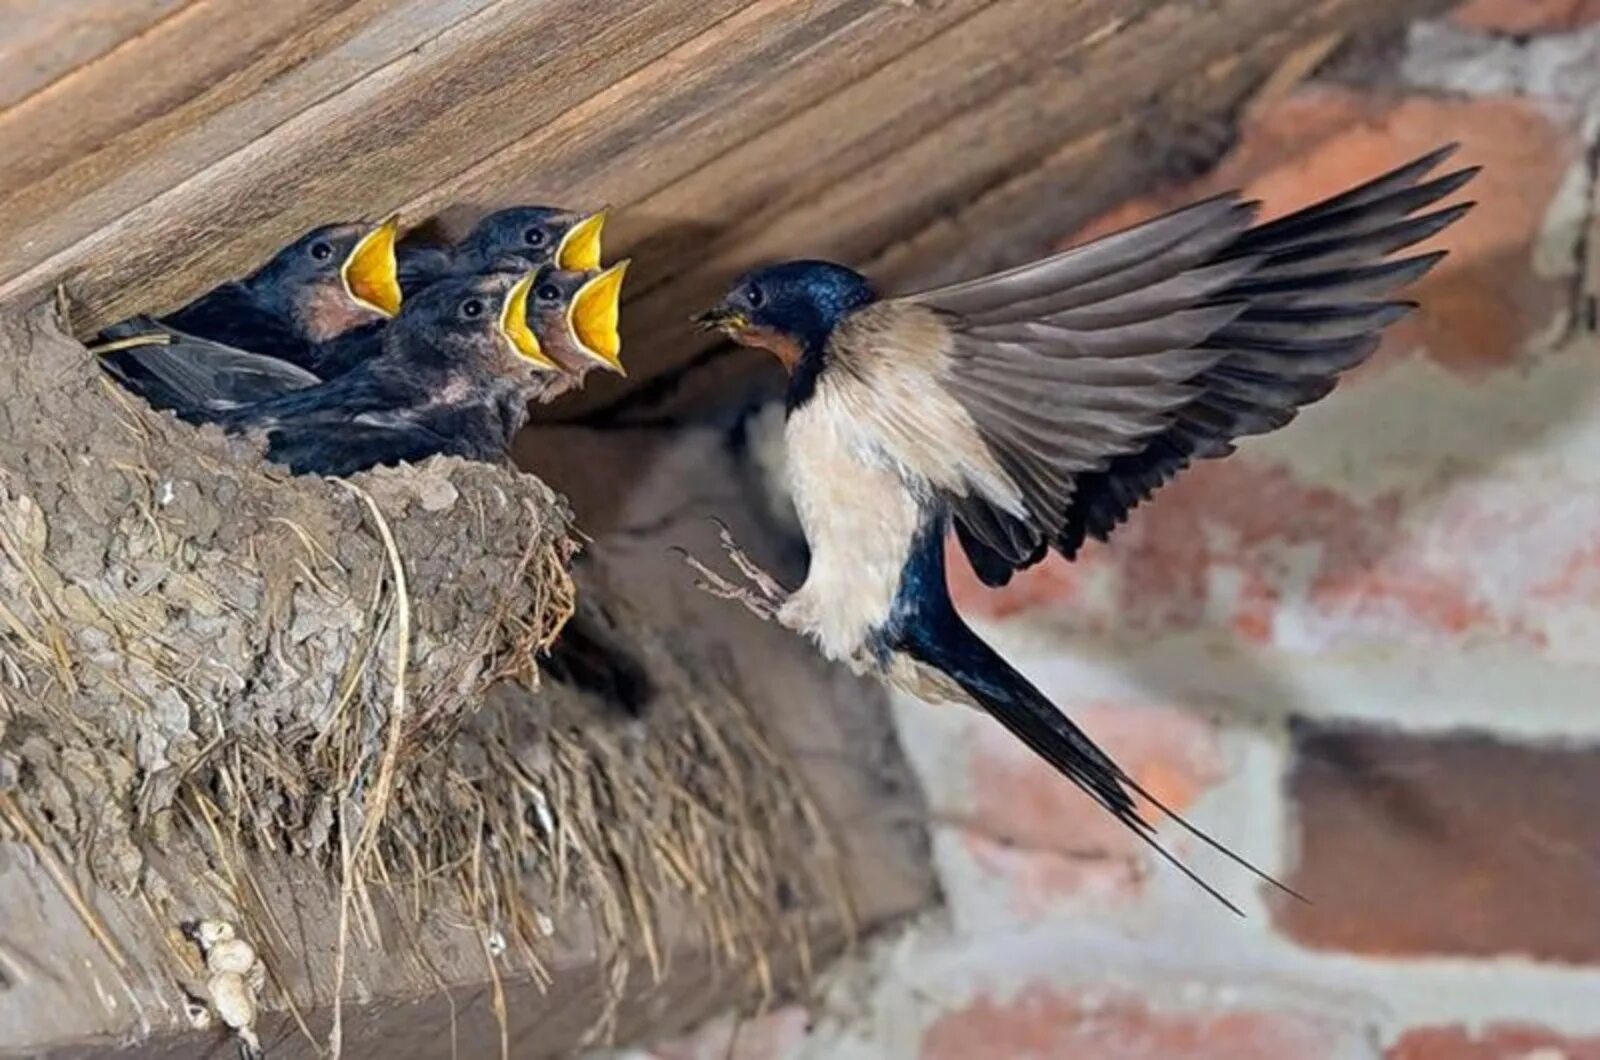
top-left (713, 518), bottom-right (788, 604)
top-left (675, 519), bottom-right (789, 622)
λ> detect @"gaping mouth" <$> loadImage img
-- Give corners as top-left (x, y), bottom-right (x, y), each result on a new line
top-left (501, 273), bottom-right (558, 369)
top-left (568, 260), bottom-right (629, 375)
top-left (691, 305), bottom-right (749, 335)
top-left (341, 216), bottom-right (402, 316)
top-left (555, 209), bottom-right (608, 271)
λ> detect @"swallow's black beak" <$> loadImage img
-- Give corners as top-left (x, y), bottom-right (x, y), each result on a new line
top-left (693, 304), bottom-right (747, 333)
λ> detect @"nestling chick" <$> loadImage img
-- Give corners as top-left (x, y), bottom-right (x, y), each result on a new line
top-left (97, 216), bottom-right (402, 413)
top-left (697, 145), bottom-right (1479, 912)
top-left (521, 262), bottom-right (630, 399)
top-left (397, 205), bottom-right (607, 294)
top-left (155, 218), bottom-right (401, 373)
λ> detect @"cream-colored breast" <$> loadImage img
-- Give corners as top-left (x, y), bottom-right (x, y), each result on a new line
top-left (781, 378), bottom-right (922, 663)
top-left (827, 301), bottom-right (1024, 515)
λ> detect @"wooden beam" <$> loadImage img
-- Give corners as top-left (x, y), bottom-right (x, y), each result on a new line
top-left (0, 0), bottom-right (193, 110)
top-left (0, 0), bottom-right (753, 326)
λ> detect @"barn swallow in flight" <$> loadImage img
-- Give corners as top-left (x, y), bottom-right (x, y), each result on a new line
top-left (397, 206), bottom-right (608, 294)
top-left (153, 218), bottom-right (403, 374)
top-left (696, 145), bottom-right (1477, 910)
top-left (214, 261), bottom-right (627, 476)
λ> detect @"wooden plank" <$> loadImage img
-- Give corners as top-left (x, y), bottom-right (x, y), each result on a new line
top-left (0, 0), bottom-right (752, 330)
top-left (555, 0), bottom-right (1446, 418)
top-left (0, 0), bottom-right (192, 110)
top-left (1, 0), bottom-right (989, 314)
top-left (401, 0), bottom-right (995, 224)
top-left (0, 0), bottom-right (492, 284)
top-left (0, 0), bottom-right (391, 212)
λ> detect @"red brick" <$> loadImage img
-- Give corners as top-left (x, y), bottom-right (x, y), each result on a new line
top-left (958, 702), bottom-right (1226, 911)
top-left (961, 830), bottom-right (1145, 918)
top-left (1066, 88), bottom-right (1574, 377)
top-left (949, 459), bottom-right (1517, 647)
top-left (1451, 0), bottom-right (1600, 33)
top-left (921, 986), bottom-right (1362, 1060)
top-left (1276, 722), bottom-right (1600, 963)
top-left (1389, 1023), bottom-right (1600, 1059)
top-left (966, 702), bottom-right (1225, 857)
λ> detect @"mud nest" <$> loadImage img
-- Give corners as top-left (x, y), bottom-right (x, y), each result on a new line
top-left (0, 306), bottom-right (844, 1041)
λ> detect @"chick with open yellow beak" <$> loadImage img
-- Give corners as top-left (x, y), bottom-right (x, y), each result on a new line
top-left (96, 215), bottom-right (407, 424)
top-left (396, 205), bottom-right (609, 295)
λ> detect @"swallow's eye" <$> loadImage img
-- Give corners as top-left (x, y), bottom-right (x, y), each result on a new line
top-left (309, 240), bottom-right (335, 262)
top-left (745, 284), bottom-right (766, 309)
top-left (460, 298), bottom-right (485, 319)
top-left (536, 284), bottom-right (561, 302)
top-left (524, 228), bottom-right (548, 248)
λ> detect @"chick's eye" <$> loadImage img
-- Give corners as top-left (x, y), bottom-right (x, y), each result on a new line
top-left (524, 228), bottom-right (547, 248)
top-left (745, 284), bottom-right (765, 309)
top-left (536, 284), bottom-right (561, 302)
top-left (460, 298), bottom-right (485, 319)
top-left (309, 241), bottom-right (335, 262)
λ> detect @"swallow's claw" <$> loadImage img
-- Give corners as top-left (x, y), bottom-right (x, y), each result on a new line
top-left (677, 536), bottom-right (785, 622)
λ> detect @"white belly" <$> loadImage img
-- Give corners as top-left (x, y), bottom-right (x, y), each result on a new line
top-left (781, 392), bottom-right (922, 662)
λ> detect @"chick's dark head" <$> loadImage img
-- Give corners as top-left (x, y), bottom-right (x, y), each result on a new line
top-left (385, 267), bottom-right (559, 381)
top-left (696, 260), bottom-right (876, 370)
top-left (459, 206), bottom-right (608, 273)
top-left (249, 219), bottom-right (402, 340)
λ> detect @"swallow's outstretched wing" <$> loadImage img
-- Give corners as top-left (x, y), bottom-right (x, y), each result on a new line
top-left (908, 145), bottom-right (1476, 586)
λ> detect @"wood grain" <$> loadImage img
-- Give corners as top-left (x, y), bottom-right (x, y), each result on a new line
top-left (402, 0), bottom-right (995, 223)
top-left (0, 0), bottom-right (192, 109)
top-left (0, 0), bottom-right (751, 326)
top-left (0, 0), bottom-right (1450, 376)
top-left (0, 0), bottom-right (497, 280)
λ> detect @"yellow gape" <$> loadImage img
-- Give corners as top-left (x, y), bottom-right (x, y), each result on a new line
top-left (569, 260), bottom-right (629, 375)
top-left (342, 216), bottom-right (403, 316)
top-left (501, 273), bottom-right (559, 370)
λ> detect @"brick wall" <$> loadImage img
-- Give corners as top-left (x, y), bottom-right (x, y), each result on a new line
top-left (634, 4), bottom-right (1600, 1057)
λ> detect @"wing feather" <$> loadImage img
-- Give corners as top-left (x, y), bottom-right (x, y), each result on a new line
top-left (901, 145), bottom-right (1476, 585)
top-left (99, 317), bottom-right (322, 417)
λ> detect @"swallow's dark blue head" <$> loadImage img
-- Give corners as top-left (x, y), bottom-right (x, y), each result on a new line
top-left (696, 261), bottom-right (877, 404)
top-left (459, 205), bottom-right (608, 272)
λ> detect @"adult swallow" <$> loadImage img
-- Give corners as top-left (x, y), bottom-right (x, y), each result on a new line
top-left (397, 206), bottom-right (608, 294)
top-left (156, 218), bottom-right (403, 373)
top-left (217, 262), bottom-right (626, 476)
top-left (697, 145), bottom-right (1477, 910)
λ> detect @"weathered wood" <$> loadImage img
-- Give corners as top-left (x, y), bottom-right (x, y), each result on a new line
top-left (0, 0), bottom-right (394, 204)
top-left (402, 0), bottom-right (995, 222)
top-left (0, 0), bottom-right (751, 324)
top-left (0, 0), bottom-right (1449, 353)
top-left (0, 0), bottom-right (498, 279)
top-left (0, 0), bottom-right (191, 109)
